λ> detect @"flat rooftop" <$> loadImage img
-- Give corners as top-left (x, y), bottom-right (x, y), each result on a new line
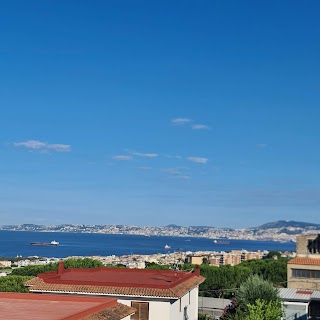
top-left (39, 264), bottom-right (198, 289)
top-left (26, 263), bottom-right (205, 298)
top-left (0, 292), bottom-right (132, 320)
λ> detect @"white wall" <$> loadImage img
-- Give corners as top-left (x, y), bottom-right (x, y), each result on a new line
top-left (119, 298), bottom-right (171, 320)
top-left (282, 301), bottom-right (308, 320)
top-left (170, 287), bottom-right (199, 320)
top-left (117, 286), bottom-right (199, 320)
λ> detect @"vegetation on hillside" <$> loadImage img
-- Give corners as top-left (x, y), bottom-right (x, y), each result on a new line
top-left (182, 257), bottom-right (288, 298)
top-left (220, 275), bottom-right (283, 320)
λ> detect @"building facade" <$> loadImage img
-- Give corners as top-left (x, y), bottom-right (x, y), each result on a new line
top-left (285, 234), bottom-right (320, 319)
top-left (288, 234), bottom-right (320, 290)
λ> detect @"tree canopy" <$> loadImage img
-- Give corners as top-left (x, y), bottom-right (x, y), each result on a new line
top-left (11, 258), bottom-right (103, 277)
top-left (221, 275), bottom-right (283, 320)
top-left (0, 275), bottom-right (32, 293)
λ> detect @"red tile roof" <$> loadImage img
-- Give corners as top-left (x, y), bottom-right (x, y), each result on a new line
top-left (0, 292), bottom-right (134, 320)
top-left (85, 303), bottom-right (136, 320)
top-left (288, 258), bottom-right (320, 266)
top-left (25, 264), bottom-right (205, 298)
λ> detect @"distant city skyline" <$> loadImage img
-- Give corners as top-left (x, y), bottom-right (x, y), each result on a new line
top-left (1, 1), bottom-right (320, 228)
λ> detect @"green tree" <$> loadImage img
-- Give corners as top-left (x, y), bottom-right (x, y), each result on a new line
top-left (11, 263), bottom-right (58, 276)
top-left (145, 262), bottom-right (170, 270)
top-left (237, 275), bottom-right (280, 312)
top-left (245, 299), bottom-right (283, 320)
top-left (265, 251), bottom-right (281, 260)
top-left (63, 257), bottom-right (103, 269)
top-left (0, 275), bottom-right (32, 292)
top-left (195, 264), bottom-right (252, 298)
top-left (11, 258), bottom-right (103, 277)
top-left (238, 258), bottom-right (287, 287)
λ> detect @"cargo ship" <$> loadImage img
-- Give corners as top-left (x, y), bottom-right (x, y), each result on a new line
top-left (30, 240), bottom-right (59, 246)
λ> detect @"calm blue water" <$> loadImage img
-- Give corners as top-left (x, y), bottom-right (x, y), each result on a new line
top-left (0, 230), bottom-right (296, 258)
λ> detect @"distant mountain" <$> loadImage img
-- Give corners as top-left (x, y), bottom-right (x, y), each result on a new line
top-left (255, 220), bottom-right (320, 230)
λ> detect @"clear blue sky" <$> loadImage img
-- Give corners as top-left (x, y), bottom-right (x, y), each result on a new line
top-left (1, 1), bottom-right (319, 228)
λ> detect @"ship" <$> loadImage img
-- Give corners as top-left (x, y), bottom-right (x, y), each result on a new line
top-left (30, 240), bottom-right (59, 246)
top-left (213, 239), bottom-right (230, 245)
top-left (164, 244), bottom-right (171, 250)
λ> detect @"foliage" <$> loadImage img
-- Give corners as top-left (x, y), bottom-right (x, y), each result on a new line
top-left (220, 297), bottom-right (238, 319)
top-left (245, 299), bottom-right (283, 320)
top-left (195, 264), bottom-right (252, 298)
top-left (238, 258), bottom-right (287, 287)
top-left (11, 263), bottom-right (58, 276)
top-left (236, 275), bottom-right (280, 312)
top-left (183, 257), bottom-right (287, 298)
top-left (145, 262), bottom-right (170, 270)
top-left (0, 275), bottom-right (32, 292)
top-left (221, 276), bottom-right (282, 319)
top-left (11, 258), bottom-right (103, 277)
top-left (265, 250), bottom-right (281, 259)
top-left (63, 257), bottom-right (103, 269)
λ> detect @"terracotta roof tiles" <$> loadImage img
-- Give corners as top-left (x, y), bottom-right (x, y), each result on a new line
top-left (84, 303), bottom-right (136, 320)
top-left (288, 258), bottom-right (320, 266)
top-left (26, 275), bottom-right (205, 298)
top-left (25, 264), bottom-right (205, 299)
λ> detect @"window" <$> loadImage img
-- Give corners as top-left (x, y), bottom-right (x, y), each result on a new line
top-left (307, 236), bottom-right (320, 254)
top-left (292, 268), bottom-right (320, 279)
top-left (131, 302), bottom-right (149, 320)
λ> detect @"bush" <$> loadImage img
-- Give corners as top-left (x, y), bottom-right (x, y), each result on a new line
top-left (0, 275), bottom-right (32, 292)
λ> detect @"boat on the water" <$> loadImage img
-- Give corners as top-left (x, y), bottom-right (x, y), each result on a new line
top-left (30, 240), bottom-right (59, 246)
top-left (213, 239), bottom-right (230, 245)
top-left (164, 244), bottom-right (171, 250)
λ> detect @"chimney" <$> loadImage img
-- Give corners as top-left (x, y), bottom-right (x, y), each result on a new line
top-left (195, 264), bottom-right (200, 276)
top-left (58, 262), bottom-right (65, 275)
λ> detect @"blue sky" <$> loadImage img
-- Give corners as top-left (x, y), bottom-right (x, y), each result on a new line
top-left (1, 1), bottom-right (320, 228)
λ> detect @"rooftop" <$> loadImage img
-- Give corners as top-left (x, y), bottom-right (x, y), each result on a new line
top-left (279, 288), bottom-right (320, 302)
top-left (25, 263), bottom-right (205, 298)
top-left (0, 292), bottom-right (135, 320)
top-left (288, 257), bottom-right (320, 266)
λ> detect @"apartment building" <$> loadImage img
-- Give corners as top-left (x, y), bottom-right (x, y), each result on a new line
top-left (288, 234), bottom-right (320, 290)
top-left (284, 234), bottom-right (320, 319)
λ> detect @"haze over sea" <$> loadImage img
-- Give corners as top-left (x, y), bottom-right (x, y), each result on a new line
top-left (0, 231), bottom-right (295, 258)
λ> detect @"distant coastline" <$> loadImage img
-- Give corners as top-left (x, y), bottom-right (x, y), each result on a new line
top-left (1, 220), bottom-right (318, 243)
top-left (0, 230), bottom-right (296, 258)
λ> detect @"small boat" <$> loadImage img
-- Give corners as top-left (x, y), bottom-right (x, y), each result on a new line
top-left (213, 239), bottom-right (230, 245)
top-left (164, 244), bottom-right (171, 250)
top-left (30, 240), bottom-right (59, 246)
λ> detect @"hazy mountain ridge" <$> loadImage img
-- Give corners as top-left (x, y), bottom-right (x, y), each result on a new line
top-left (2, 220), bottom-right (319, 232)
top-left (255, 220), bottom-right (320, 230)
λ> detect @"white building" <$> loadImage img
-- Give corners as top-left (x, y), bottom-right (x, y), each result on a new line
top-left (25, 262), bottom-right (205, 320)
top-left (0, 260), bottom-right (11, 268)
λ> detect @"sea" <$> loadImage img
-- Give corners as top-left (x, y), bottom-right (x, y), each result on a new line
top-left (0, 230), bottom-right (296, 258)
